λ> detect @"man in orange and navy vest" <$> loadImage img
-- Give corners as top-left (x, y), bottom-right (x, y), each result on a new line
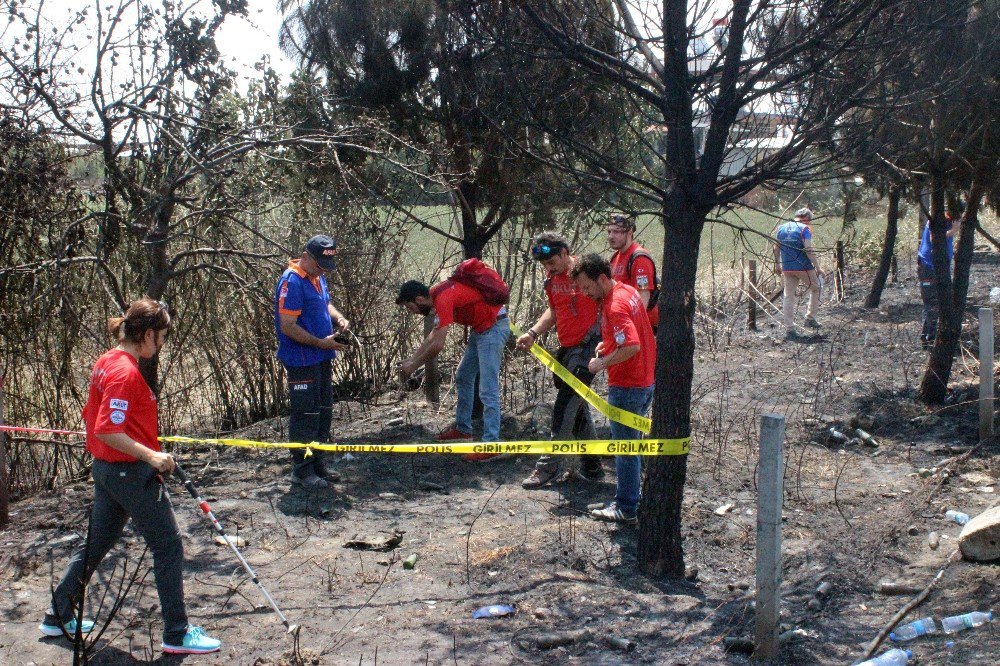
top-left (274, 235), bottom-right (350, 488)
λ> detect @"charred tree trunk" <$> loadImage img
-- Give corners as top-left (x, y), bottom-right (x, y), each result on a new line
top-left (638, 193), bottom-right (703, 578)
top-left (864, 185), bottom-right (901, 308)
top-left (919, 174), bottom-right (956, 403)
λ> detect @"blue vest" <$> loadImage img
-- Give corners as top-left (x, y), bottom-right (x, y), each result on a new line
top-left (917, 222), bottom-right (954, 270)
top-left (776, 221), bottom-right (813, 271)
top-left (274, 265), bottom-right (335, 367)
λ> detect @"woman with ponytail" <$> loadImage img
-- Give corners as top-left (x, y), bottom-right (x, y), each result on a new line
top-left (40, 298), bottom-right (222, 655)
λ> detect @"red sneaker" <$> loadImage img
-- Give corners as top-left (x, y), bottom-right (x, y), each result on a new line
top-left (436, 427), bottom-right (473, 442)
top-left (464, 452), bottom-right (501, 462)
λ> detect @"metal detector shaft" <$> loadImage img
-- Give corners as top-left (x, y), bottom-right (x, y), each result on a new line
top-left (173, 463), bottom-right (298, 633)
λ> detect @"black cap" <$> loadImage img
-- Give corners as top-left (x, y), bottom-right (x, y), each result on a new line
top-left (305, 235), bottom-right (337, 270)
top-left (396, 280), bottom-right (430, 304)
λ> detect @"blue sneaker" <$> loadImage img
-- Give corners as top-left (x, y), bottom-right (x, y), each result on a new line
top-left (39, 617), bottom-right (95, 637)
top-left (162, 625), bottom-right (222, 655)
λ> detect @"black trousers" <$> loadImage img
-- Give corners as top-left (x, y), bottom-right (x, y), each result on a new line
top-left (46, 460), bottom-right (189, 644)
top-left (285, 359), bottom-right (333, 478)
top-left (535, 334), bottom-right (601, 474)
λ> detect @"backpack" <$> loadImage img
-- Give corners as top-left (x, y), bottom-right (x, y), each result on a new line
top-left (626, 249), bottom-right (660, 312)
top-left (448, 258), bottom-right (510, 306)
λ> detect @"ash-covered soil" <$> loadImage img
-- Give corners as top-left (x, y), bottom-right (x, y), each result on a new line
top-left (2, 252), bottom-right (998, 665)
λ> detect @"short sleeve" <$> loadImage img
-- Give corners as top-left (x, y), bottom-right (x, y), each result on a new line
top-left (278, 276), bottom-right (303, 316)
top-left (801, 226), bottom-right (812, 242)
top-left (92, 371), bottom-right (137, 435)
top-left (630, 256), bottom-right (656, 292)
top-left (607, 301), bottom-right (641, 350)
top-left (432, 285), bottom-right (456, 329)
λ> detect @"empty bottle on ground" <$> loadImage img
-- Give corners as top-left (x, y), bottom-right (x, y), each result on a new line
top-left (945, 510), bottom-right (970, 525)
top-left (855, 648), bottom-right (912, 666)
top-left (889, 617), bottom-right (937, 641)
top-left (941, 611), bottom-right (993, 634)
top-left (856, 648), bottom-right (912, 666)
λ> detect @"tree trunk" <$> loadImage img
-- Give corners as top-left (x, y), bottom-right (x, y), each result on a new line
top-left (864, 185), bottom-right (901, 308)
top-left (139, 203), bottom-right (172, 395)
top-left (638, 192), bottom-right (703, 578)
top-left (919, 174), bottom-right (955, 403)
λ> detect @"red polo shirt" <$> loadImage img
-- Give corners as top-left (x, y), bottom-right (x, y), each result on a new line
top-left (611, 242), bottom-right (660, 328)
top-left (82, 349), bottom-right (160, 463)
top-left (431, 280), bottom-right (503, 334)
top-left (544, 262), bottom-right (598, 347)
top-left (600, 281), bottom-right (655, 388)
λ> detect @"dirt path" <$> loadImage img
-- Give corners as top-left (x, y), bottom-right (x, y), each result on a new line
top-left (1, 253), bottom-right (997, 665)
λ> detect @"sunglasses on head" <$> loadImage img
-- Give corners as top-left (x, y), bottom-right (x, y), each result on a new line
top-left (531, 243), bottom-right (564, 260)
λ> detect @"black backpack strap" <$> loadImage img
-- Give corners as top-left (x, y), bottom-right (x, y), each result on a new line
top-left (626, 250), bottom-right (657, 285)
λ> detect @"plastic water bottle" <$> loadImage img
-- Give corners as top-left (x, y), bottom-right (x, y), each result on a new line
top-left (945, 510), bottom-right (970, 525)
top-left (889, 616), bottom-right (937, 641)
top-left (855, 649), bottom-right (912, 666)
top-left (941, 611), bottom-right (993, 634)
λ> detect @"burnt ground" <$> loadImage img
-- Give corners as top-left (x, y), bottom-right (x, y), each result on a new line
top-left (1, 251), bottom-right (999, 665)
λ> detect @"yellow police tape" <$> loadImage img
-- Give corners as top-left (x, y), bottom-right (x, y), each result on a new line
top-left (160, 435), bottom-right (689, 456)
top-left (509, 321), bottom-right (653, 434)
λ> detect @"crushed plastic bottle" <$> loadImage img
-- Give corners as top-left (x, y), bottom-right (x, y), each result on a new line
top-left (889, 616), bottom-right (937, 641)
top-left (945, 510), bottom-right (970, 525)
top-left (828, 427), bottom-right (850, 443)
top-left (941, 610), bottom-right (993, 634)
top-left (855, 648), bottom-right (912, 666)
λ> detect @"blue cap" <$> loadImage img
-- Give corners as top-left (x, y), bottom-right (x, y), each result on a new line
top-left (305, 235), bottom-right (337, 270)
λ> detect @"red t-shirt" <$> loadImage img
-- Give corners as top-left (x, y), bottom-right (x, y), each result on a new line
top-left (610, 242), bottom-right (660, 328)
top-left (430, 280), bottom-right (503, 334)
top-left (600, 282), bottom-right (656, 388)
top-left (82, 349), bottom-right (160, 463)
top-left (544, 262), bottom-right (598, 348)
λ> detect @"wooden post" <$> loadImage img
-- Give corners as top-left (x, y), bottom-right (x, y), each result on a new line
top-left (835, 240), bottom-right (845, 301)
top-left (422, 313), bottom-right (440, 405)
top-left (748, 260), bottom-right (758, 331)
top-left (0, 374), bottom-right (9, 529)
top-left (981, 308), bottom-right (995, 443)
top-left (754, 413), bottom-right (785, 661)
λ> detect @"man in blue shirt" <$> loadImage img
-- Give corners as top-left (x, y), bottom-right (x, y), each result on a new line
top-left (772, 208), bottom-right (825, 339)
top-left (275, 235), bottom-right (350, 488)
top-left (916, 214), bottom-right (958, 347)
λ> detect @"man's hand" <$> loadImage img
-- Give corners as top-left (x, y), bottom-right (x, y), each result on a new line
top-left (595, 341), bottom-right (606, 356)
top-left (515, 332), bottom-right (535, 351)
top-left (318, 335), bottom-right (349, 351)
top-left (588, 356), bottom-right (606, 375)
top-left (397, 359), bottom-right (417, 378)
top-left (146, 450), bottom-right (176, 474)
top-left (336, 318), bottom-right (351, 332)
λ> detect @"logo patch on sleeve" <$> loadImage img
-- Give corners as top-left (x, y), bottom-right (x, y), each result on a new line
top-left (110, 410), bottom-right (127, 425)
top-left (636, 275), bottom-right (649, 289)
top-left (110, 398), bottom-right (129, 411)
top-left (614, 329), bottom-right (626, 345)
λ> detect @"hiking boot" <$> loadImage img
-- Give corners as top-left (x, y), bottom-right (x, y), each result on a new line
top-left (436, 426), bottom-right (473, 442)
top-left (315, 467), bottom-right (342, 483)
top-left (804, 317), bottom-right (822, 329)
top-left (291, 472), bottom-right (329, 489)
top-left (784, 329), bottom-right (801, 341)
top-left (162, 625), bottom-right (222, 655)
top-left (590, 501), bottom-right (637, 525)
top-left (522, 466), bottom-right (559, 489)
top-left (39, 617), bottom-right (95, 638)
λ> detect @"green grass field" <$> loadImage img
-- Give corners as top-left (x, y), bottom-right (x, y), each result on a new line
top-left (392, 204), bottom-right (939, 284)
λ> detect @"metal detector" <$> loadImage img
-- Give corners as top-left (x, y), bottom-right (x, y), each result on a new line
top-left (173, 463), bottom-right (299, 635)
